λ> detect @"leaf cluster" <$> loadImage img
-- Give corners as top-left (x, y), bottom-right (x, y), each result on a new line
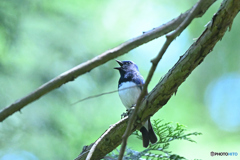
top-left (104, 119), bottom-right (202, 160)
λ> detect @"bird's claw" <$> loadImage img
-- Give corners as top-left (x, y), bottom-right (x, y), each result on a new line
top-left (121, 105), bottom-right (136, 119)
top-left (126, 105), bottom-right (135, 115)
top-left (121, 112), bottom-right (128, 119)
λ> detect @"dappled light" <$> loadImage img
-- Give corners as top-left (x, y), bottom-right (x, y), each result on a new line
top-left (205, 73), bottom-right (240, 131)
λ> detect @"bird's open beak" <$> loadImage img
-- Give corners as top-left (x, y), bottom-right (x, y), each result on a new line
top-left (116, 60), bottom-right (123, 66)
top-left (114, 60), bottom-right (123, 70)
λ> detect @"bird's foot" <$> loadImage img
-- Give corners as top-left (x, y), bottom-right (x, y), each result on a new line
top-left (121, 112), bottom-right (128, 119)
top-left (121, 105), bottom-right (136, 119)
top-left (126, 105), bottom-right (135, 115)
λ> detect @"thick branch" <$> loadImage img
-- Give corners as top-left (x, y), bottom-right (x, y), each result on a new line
top-left (75, 0), bottom-right (240, 159)
top-left (0, 2), bottom-right (210, 122)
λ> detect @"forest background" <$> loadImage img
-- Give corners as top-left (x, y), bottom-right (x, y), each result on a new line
top-left (0, 0), bottom-right (240, 159)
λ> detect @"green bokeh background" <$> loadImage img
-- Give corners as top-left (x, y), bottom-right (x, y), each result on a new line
top-left (1, 0), bottom-right (240, 159)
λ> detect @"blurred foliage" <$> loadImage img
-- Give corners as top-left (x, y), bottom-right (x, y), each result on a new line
top-left (0, 0), bottom-right (240, 160)
top-left (105, 119), bottom-right (201, 160)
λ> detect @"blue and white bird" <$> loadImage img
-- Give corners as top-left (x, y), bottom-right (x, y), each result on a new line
top-left (114, 60), bottom-right (157, 148)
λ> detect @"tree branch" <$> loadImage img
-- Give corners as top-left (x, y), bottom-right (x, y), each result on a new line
top-left (86, 117), bottom-right (128, 160)
top-left (0, 0), bottom-right (212, 122)
top-left (75, 0), bottom-right (240, 159)
top-left (117, 0), bottom-right (211, 159)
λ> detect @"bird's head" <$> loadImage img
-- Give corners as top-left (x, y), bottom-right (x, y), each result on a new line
top-left (114, 60), bottom-right (139, 75)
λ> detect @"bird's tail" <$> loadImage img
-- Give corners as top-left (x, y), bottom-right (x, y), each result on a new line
top-left (148, 120), bottom-right (158, 144)
top-left (140, 119), bottom-right (158, 148)
top-left (140, 126), bottom-right (149, 148)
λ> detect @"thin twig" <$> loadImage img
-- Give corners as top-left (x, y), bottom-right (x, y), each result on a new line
top-left (71, 85), bottom-right (144, 105)
top-left (117, 0), bottom-right (208, 159)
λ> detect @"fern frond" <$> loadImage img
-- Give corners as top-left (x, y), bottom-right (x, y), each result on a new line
top-left (104, 119), bottom-right (202, 160)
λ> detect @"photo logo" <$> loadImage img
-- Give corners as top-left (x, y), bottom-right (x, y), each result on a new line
top-left (211, 151), bottom-right (238, 157)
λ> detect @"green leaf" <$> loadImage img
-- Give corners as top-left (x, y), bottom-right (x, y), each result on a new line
top-left (105, 119), bottom-right (202, 160)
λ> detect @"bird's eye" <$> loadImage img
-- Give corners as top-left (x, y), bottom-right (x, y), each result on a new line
top-left (123, 61), bottom-right (132, 65)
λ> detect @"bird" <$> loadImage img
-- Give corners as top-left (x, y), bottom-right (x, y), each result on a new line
top-left (114, 59), bottom-right (157, 148)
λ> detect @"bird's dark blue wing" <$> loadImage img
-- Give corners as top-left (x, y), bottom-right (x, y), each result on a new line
top-left (118, 70), bottom-right (145, 90)
top-left (132, 73), bottom-right (145, 90)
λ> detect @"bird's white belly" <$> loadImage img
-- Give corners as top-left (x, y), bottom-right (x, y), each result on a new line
top-left (118, 81), bottom-right (141, 109)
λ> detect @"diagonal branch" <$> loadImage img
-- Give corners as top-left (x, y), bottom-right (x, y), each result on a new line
top-left (86, 117), bottom-right (128, 160)
top-left (0, 1), bottom-right (212, 122)
top-left (75, 0), bottom-right (240, 159)
top-left (117, 0), bottom-right (212, 159)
